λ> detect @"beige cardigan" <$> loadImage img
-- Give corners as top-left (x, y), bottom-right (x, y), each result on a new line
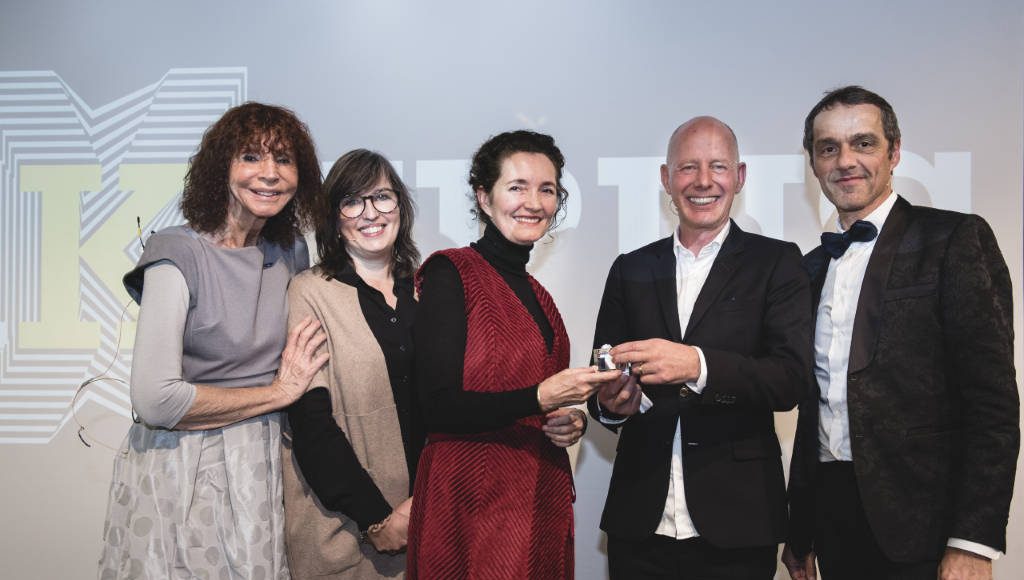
top-left (281, 268), bottom-right (409, 579)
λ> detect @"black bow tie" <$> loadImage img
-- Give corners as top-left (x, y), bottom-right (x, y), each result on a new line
top-left (821, 220), bottom-right (878, 259)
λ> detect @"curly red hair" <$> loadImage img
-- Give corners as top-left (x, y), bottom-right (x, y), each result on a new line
top-left (181, 102), bottom-right (321, 247)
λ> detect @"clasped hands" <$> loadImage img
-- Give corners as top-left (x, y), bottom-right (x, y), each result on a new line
top-left (366, 496), bottom-right (413, 554)
top-left (537, 364), bottom-right (620, 447)
top-left (597, 339), bottom-right (701, 417)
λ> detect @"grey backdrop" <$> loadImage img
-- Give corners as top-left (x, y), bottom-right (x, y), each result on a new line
top-left (1, 1), bottom-right (1021, 578)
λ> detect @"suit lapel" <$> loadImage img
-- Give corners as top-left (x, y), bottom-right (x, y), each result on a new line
top-left (653, 236), bottom-right (684, 342)
top-left (848, 196), bottom-right (911, 373)
top-left (683, 222), bottom-right (744, 340)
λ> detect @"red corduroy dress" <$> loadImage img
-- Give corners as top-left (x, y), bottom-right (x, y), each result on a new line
top-left (407, 248), bottom-right (573, 580)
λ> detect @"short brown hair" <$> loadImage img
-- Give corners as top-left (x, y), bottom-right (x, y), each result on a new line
top-left (803, 86), bottom-right (901, 161)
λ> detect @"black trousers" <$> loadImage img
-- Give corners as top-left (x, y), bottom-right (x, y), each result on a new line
top-left (814, 461), bottom-right (939, 580)
top-left (607, 533), bottom-right (776, 580)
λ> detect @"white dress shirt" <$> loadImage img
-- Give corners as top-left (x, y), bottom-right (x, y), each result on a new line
top-left (650, 223), bottom-right (724, 538)
top-left (598, 228), bottom-right (720, 541)
top-left (814, 192), bottom-right (999, 560)
top-left (597, 223), bottom-right (723, 538)
top-left (815, 194), bottom-right (896, 462)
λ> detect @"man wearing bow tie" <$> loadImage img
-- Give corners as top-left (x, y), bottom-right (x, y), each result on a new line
top-left (783, 86), bottom-right (1019, 580)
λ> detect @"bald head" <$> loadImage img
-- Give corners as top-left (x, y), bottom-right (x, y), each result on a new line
top-left (660, 115), bottom-right (746, 248)
top-left (666, 116), bottom-right (740, 164)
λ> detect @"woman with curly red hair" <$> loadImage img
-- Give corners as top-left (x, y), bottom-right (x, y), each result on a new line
top-left (99, 102), bottom-right (328, 579)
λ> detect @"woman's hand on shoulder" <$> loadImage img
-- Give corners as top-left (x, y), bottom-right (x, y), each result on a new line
top-left (271, 317), bottom-right (329, 406)
top-left (537, 367), bottom-right (622, 412)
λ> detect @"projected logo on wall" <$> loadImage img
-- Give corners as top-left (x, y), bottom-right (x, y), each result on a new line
top-left (0, 68), bottom-right (247, 444)
top-left (0, 67), bottom-right (975, 446)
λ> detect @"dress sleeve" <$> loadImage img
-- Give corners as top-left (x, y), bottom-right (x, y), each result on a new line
top-left (129, 262), bottom-right (198, 429)
top-left (413, 256), bottom-right (540, 434)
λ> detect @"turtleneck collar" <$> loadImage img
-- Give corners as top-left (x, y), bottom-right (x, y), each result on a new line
top-left (471, 221), bottom-right (533, 277)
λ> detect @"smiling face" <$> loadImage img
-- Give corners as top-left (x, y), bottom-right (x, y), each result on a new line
top-left (661, 118), bottom-right (746, 244)
top-left (339, 176), bottom-right (401, 265)
top-left (477, 152), bottom-right (558, 245)
top-left (226, 144), bottom-right (298, 226)
top-left (810, 103), bottom-right (900, 228)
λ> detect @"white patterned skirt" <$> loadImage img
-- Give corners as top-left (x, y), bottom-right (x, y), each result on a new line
top-left (99, 413), bottom-right (289, 580)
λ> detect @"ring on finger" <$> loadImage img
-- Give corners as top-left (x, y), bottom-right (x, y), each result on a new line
top-left (635, 364), bottom-right (644, 376)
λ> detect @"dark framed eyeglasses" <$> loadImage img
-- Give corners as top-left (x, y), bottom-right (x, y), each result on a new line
top-left (339, 188), bottom-right (399, 218)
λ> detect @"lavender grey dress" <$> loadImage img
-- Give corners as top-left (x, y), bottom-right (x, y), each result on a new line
top-left (98, 225), bottom-right (308, 580)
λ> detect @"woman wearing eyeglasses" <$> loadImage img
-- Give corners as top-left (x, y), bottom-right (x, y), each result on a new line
top-left (281, 149), bottom-right (424, 579)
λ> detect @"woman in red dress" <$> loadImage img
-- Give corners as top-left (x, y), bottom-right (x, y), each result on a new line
top-left (407, 131), bottom-right (620, 579)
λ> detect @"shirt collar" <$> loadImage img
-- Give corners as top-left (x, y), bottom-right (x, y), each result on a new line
top-left (335, 261), bottom-right (411, 294)
top-left (674, 220), bottom-right (731, 260)
top-left (336, 261), bottom-right (362, 286)
top-left (834, 191), bottom-right (897, 234)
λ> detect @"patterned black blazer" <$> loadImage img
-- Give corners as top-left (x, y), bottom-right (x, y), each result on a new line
top-left (788, 196), bottom-right (1019, 562)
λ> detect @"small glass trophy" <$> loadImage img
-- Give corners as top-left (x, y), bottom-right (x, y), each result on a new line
top-left (592, 344), bottom-right (630, 375)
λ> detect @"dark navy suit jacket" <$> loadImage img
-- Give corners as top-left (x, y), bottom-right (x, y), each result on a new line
top-left (589, 221), bottom-right (813, 549)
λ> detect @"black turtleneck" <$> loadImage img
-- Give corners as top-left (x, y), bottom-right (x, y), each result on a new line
top-left (414, 222), bottom-right (553, 433)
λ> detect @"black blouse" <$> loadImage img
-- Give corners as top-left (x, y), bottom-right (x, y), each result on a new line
top-left (287, 264), bottom-right (423, 530)
top-left (413, 222), bottom-right (555, 434)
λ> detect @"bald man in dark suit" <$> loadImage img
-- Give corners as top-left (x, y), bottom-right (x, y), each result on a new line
top-left (589, 116), bottom-right (813, 579)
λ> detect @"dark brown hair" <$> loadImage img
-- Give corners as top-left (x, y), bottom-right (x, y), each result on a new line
top-left (467, 130), bottom-right (569, 229)
top-left (180, 102), bottom-right (321, 247)
top-left (316, 149), bottom-right (419, 279)
top-left (803, 86), bottom-right (901, 161)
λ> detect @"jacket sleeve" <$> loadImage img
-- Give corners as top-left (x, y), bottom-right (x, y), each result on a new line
top-left (588, 254), bottom-right (630, 431)
top-left (941, 215), bottom-right (1018, 552)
